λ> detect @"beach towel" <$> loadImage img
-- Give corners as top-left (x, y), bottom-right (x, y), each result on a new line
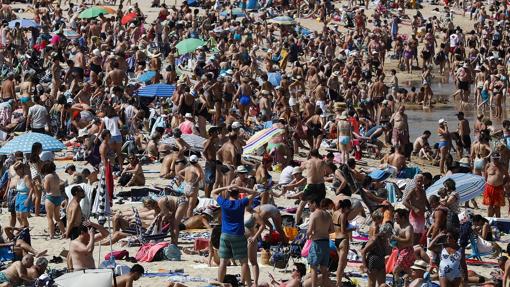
top-left (135, 242), bottom-right (170, 262)
top-left (368, 169), bottom-right (391, 181)
top-left (385, 182), bottom-right (399, 203)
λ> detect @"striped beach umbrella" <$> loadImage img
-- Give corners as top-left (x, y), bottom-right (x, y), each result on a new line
top-left (136, 84), bottom-right (176, 98)
top-left (243, 127), bottom-right (285, 155)
top-left (425, 173), bottom-right (486, 203)
top-left (0, 132), bottom-right (65, 154)
top-left (8, 19), bottom-right (39, 28)
top-left (161, 134), bottom-right (206, 152)
top-left (92, 166), bottom-right (111, 225)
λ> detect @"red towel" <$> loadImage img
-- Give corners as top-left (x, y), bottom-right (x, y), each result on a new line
top-left (135, 242), bottom-right (169, 262)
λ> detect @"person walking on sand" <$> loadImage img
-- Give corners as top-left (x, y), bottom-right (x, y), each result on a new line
top-left (178, 155), bottom-right (204, 218)
top-left (302, 149), bottom-right (327, 205)
top-left (392, 207), bottom-right (415, 286)
top-left (483, 153), bottom-right (507, 218)
top-left (307, 198), bottom-right (334, 287)
top-left (41, 161), bottom-right (65, 239)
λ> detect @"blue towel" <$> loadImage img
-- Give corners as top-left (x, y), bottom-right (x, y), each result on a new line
top-left (0, 247), bottom-right (13, 262)
top-left (368, 169), bottom-right (390, 181)
top-left (397, 166), bottom-right (421, 179)
top-left (385, 182), bottom-right (398, 203)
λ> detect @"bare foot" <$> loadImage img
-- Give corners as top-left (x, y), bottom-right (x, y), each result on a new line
top-left (36, 250), bottom-right (47, 258)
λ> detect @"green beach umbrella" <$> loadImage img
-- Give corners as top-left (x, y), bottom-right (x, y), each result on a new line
top-left (79, 6), bottom-right (111, 19)
top-left (175, 38), bottom-right (206, 55)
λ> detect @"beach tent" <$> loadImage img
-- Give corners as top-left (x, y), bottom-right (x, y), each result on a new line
top-left (54, 269), bottom-right (113, 287)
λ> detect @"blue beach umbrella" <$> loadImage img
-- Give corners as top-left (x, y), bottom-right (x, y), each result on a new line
top-left (425, 173), bottom-right (486, 203)
top-left (8, 19), bottom-right (39, 29)
top-left (0, 132), bottom-right (65, 154)
top-left (137, 84), bottom-right (176, 98)
top-left (267, 72), bottom-right (282, 87)
top-left (138, 71), bottom-right (156, 83)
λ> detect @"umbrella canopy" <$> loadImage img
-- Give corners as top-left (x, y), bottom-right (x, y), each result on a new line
top-left (8, 19), bottom-right (39, 28)
top-left (220, 8), bottom-right (246, 17)
top-left (137, 84), bottom-right (176, 98)
top-left (161, 134), bottom-right (206, 152)
top-left (243, 127), bottom-right (285, 154)
top-left (0, 132), bottom-right (65, 154)
top-left (176, 38), bottom-right (206, 55)
top-left (51, 29), bottom-right (80, 39)
top-left (121, 12), bottom-right (138, 25)
top-left (99, 6), bottom-right (116, 14)
top-left (79, 6), bottom-right (112, 19)
top-left (268, 16), bottom-right (296, 25)
top-left (425, 173), bottom-right (486, 203)
top-left (138, 71), bottom-right (156, 83)
top-left (54, 269), bottom-right (113, 287)
top-left (267, 72), bottom-right (282, 87)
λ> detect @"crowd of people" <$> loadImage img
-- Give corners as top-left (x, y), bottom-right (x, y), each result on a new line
top-left (0, 0), bottom-right (508, 286)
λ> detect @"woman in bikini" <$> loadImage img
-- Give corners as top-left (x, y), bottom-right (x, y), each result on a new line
top-left (361, 225), bottom-right (392, 287)
top-left (255, 155), bottom-right (273, 205)
top-left (41, 161), bottom-right (65, 239)
top-left (470, 131), bottom-right (491, 176)
top-left (305, 108), bottom-right (324, 150)
top-left (333, 199), bottom-right (354, 287)
top-left (28, 143), bottom-right (43, 217)
top-left (337, 113), bottom-right (352, 165)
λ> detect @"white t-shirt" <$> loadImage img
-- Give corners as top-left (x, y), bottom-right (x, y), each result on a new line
top-left (28, 104), bottom-right (48, 129)
top-left (449, 34), bottom-right (459, 48)
top-left (279, 166), bottom-right (294, 185)
top-left (103, 116), bottom-right (121, 137)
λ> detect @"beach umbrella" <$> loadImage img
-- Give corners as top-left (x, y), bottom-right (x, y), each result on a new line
top-left (138, 71), bottom-right (156, 83)
top-left (220, 8), bottom-right (246, 17)
top-left (54, 269), bottom-right (113, 287)
top-left (91, 166), bottom-right (111, 225)
top-left (243, 127), bottom-right (285, 154)
top-left (51, 29), bottom-right (80, 39)
top-left (99, 6), bottom-right (116, 14)
top-left (8, 19), bottom-right (39, 28)
top-left (79, 6), bottom-right (112, 19)
top-left (425, 173), bottom-right (486, 203)
top-left (137, 84), bottom-right (175, 98)
top-left (121, 12), bottom-right (138, 25)
top-left (267, 72), bottom-right (282, 87)
top-left (268, 16), bottom-right (296, 25)
top-left (161, 134), bottom-right (206, 152)
top-left (0, 132), bottom-right (65, 155)
top-left (175, 38), bottom-right (206, 55)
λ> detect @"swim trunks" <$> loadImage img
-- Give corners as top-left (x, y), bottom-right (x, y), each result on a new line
top-left (302, 183), bottom-right (326, 204)
top-left (308, 239), bottom-right (330, 268)
top-left (219, 233), bottom-right (247, 260)
top-left (483, 183), bottom-right (505, 207)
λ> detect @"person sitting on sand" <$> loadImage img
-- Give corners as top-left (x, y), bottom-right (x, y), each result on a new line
top-left (412, 130), bottom-right (433, 160)
top-left (112, 198), bottom-right (160, 232)
top-left (115, 264), bottom-right (144, 287)
top-left (178, 207), bottom-right (217, 231)
top-left (118, 155), bottom-right (145, 187)
top-left (0, 254), bottom-right (34, 286)
top-left (26, 257), bottom-right (48, 282)
top-left (0, 227), bottom-right (47, 259)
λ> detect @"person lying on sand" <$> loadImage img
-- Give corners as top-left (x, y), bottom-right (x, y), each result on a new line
top-left (0, 254), bottom-right (34, 287)
top-left (0, 227), bottom-right (47, 259)
top-left (114, 264), bottom-right (144, 287)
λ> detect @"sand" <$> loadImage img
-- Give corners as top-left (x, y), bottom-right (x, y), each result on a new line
top-left (2, 0), bottom-right (501, 286)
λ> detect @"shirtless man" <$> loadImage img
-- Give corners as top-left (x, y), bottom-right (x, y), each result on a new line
top-left (177, 155), bottom-right (204, 218)
top-left (115, 264), bottom-right (144, 287)
top-left (160, 146), bottom-right (179, 179)
top-left (306, 199), bottom-right (334, 287)
top-left (302, 149), bottom-right (327, 205)
top-left (0, 254), bottom-right (33, 286)
top-left (203, 126), bottom-right (220, 197)
top-left (412, 131), bottom-right (432, 160)
top-left (73, 47), bottom-right (86, 82)
top-left (392, 208), bottom-right (415, 285)
top-left (246, 204), bottom-right (288, 244)
top-left (483, 154), bottom-right (508, 217)
top-left (68, 222), bottom-right (109, 271)
top-left (456, 112), bottom-right (471, 158)
top-left (386, 145), bottom-right (407, 174)
top-left (233, 77), bottom-right (253, 122)
top-left (217, 133), bottom-right (241, 188)
top-left (402, 174), bottom-right (429, 244)
top-left (1, 73), bottom-right (15, 101)
top-left (65, 186), bottom-right (85, 239)
top-left (26, 257), bottom-right (48, 283)
top-left (390, 105), bottom-right (410, 146)
top-left (106, 61), bottom-right (128, 88)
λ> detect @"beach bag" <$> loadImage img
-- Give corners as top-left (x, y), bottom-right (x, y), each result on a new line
top-left (301, 240), bottom-right (312, 257)
top-left (105, 250), bottom-right (129, 260)
top-left (163, 244), bottom-right (181, 261)
top-left (270, 245), bottom-right (290, 269)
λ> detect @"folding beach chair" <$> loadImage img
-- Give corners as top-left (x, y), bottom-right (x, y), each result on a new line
top-left (123, 207), bottom-right (172, 246)
top-left (466, 234), bottom-right (492, 261)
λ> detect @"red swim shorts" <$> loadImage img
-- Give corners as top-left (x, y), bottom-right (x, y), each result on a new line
top-left (483, 183), bottom-right (505, 207)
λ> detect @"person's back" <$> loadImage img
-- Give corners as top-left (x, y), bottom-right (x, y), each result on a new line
top-left (28, 103), bottom-right (48, 129)
top-left (306, 157), bottom-right (325, 184)
top-left (115, 264), bottom-right (144, 287)
top-left (217, 195), bottom-right (249, 236)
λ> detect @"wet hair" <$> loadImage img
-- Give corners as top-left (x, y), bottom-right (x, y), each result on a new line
top-left (70, 225), bottom-right (88, 240)
top-left (130, 264), bottom-right (145, 274)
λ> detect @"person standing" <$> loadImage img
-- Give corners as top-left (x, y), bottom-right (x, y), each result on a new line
top-left (26, 95), bottom-right (49, 134)
top-left (456, 112), bottom-right (471, 159)
top-left (402, 174), bottom-right (429, 244)
top-left (12, 162), bottom-right (34, 228)
top-left (41, 161), bottom-right (65, 239)
top-left (392, 207), bottom-right (415, 285)
top-left (178, 155), bottom-right (204, 218)
top-left (212, 185), bottom-right (258, 286)
top-left (302, 149), bottom-right (327, 205)
top-left (483, 154), bottom-right (507, 217)
top-left (390, 105), bottom-right (409, 147)
top-left (65, 186), bottom-right (86, 239)
top-left (333, 199), bottom-right (355, 287)
top-left (203, 126), bottom-right (220, 198)
top-left (307, 199), bottom-right (334, 287)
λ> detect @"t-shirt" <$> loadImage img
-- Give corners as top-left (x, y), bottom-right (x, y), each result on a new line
top-left (28, 104), bottom-right (48, 129)
top-left (449, 34), bottom-right (459, 48)
top-left (103, 116), bottom-right (121, 137)
top-left (217, 196), bottom-right (249, 236)
top-left (279, 166), bottom-right (294, 185)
